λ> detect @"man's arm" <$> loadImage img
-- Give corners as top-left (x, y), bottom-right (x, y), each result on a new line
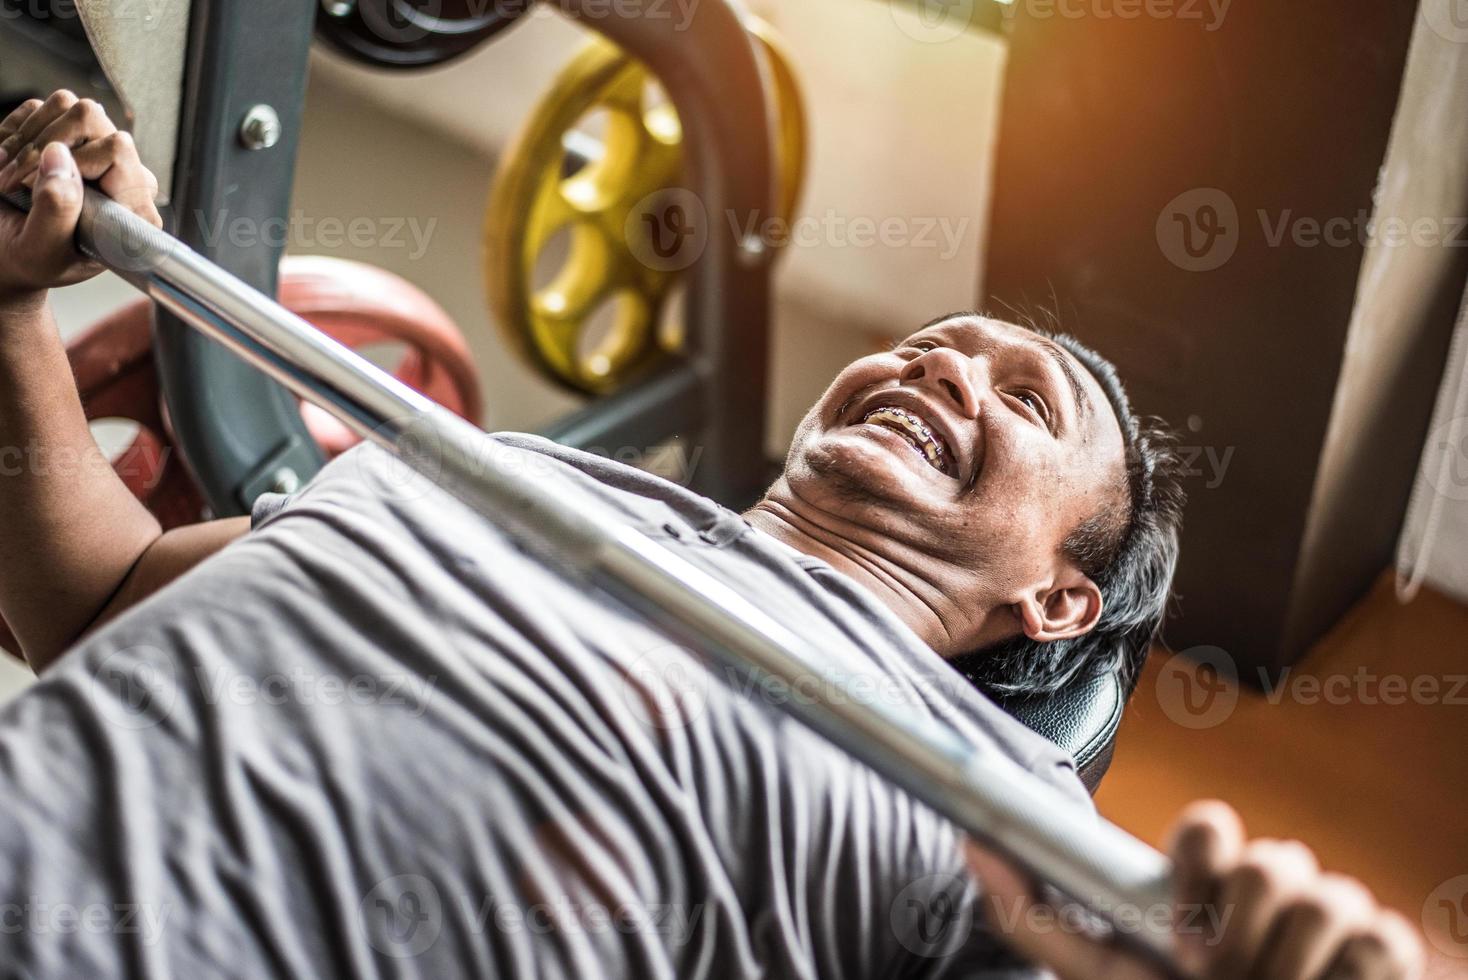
top-left (0, 92), bottom-right (247, 671)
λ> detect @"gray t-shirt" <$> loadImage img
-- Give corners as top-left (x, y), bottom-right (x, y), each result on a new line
top-left (0, 434), bottom-right (1089, 978)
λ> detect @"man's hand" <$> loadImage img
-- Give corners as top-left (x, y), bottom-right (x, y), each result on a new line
top-left (0, 90), bottom-right (162, 306)
top-left (965, 800), bottom-right (1424, 979)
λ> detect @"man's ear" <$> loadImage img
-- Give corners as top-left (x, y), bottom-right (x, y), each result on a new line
top-left (1015, 571), bottom-right (1103, 643)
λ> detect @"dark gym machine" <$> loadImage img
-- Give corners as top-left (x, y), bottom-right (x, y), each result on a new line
top-left (1, 0), bottom-right (775, 512)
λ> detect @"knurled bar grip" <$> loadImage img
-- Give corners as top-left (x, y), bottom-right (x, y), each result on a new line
top-left (1, 185), bottom-right (1183, 973)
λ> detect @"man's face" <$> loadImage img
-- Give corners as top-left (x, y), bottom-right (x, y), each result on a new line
top-left (778, 315), bottom-right (1127, 652)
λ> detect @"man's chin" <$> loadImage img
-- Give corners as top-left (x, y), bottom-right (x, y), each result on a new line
top-left (793, 428), bottom-right (944, 511)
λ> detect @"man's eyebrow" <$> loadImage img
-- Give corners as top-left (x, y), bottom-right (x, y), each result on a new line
top-left (1036, 339), bottom-right (1094, 427)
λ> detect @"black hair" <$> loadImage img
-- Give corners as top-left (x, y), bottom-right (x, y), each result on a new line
top-left (948, 314), bottom-right (1186, 699)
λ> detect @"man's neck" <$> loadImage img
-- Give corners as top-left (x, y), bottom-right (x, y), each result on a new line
top-left (744, 493), bottom-right (960, 654)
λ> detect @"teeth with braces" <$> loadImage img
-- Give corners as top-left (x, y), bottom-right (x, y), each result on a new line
top-left (860, 406), bottom-right (952, 475)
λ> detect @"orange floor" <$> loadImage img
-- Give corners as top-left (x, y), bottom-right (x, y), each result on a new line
top-left (1096, 571), bottom-right (1468, 976)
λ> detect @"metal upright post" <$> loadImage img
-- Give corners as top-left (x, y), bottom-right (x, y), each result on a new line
top-left (153, 0), bottom-right (325, 515)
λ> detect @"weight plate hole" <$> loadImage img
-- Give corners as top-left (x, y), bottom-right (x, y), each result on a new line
top-left (90, 417), bottom-right (144, 462)
top-left (577, 290), bottom-right (646, 380)
top-left (532, 225), bottom-right (575, 293)
top-left (357, 340), bottom-right (412, 374)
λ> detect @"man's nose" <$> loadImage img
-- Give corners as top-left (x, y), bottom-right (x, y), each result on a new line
top-left (899, 349), bottom-right (981, 418)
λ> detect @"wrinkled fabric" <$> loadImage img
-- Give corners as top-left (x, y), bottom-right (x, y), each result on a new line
top-left (0, 435), bottom-right (1088, 978)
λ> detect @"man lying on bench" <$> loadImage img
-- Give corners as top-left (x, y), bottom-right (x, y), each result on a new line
top-left (0, 91), bottom-right (1423, 979)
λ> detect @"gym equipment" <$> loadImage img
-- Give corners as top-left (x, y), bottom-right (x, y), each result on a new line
top-left (2, 178), bottom-right (1183, 976)
top-left (277, 256), bottom-right (483, 457)
top-left (996, 671), bottom-right (1125, 793)
top-left (70, 0), bottom-right (189, 204)
top-left (484, 16), bottom-right (806, 394)
top-left (61, 256), bottom-right (480, 522)
top-left (35, 0), bottom-right (777, 513)
top-left (314, 0), bottom-right (529, 70)
top-left (67, 304), bottom-right (207, 530)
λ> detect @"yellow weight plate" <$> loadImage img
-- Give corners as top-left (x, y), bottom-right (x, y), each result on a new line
top-left (484, 17), bottom-right (807, 395)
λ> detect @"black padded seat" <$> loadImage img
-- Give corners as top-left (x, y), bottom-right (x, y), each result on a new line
top-left (993, 671), bottom-right (1126, 794)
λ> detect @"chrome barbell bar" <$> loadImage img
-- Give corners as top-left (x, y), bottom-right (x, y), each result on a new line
top-left (1, 185), bottom-right (1181, 971)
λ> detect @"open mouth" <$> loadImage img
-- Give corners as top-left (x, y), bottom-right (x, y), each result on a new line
top-left (858, 405), bottom-right (955, 478)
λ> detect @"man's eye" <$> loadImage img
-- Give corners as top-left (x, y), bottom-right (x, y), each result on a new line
top-left (1010, 389), bottom-right (1052, 427)
top-left (908, 340), bottom-right (939, 352)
